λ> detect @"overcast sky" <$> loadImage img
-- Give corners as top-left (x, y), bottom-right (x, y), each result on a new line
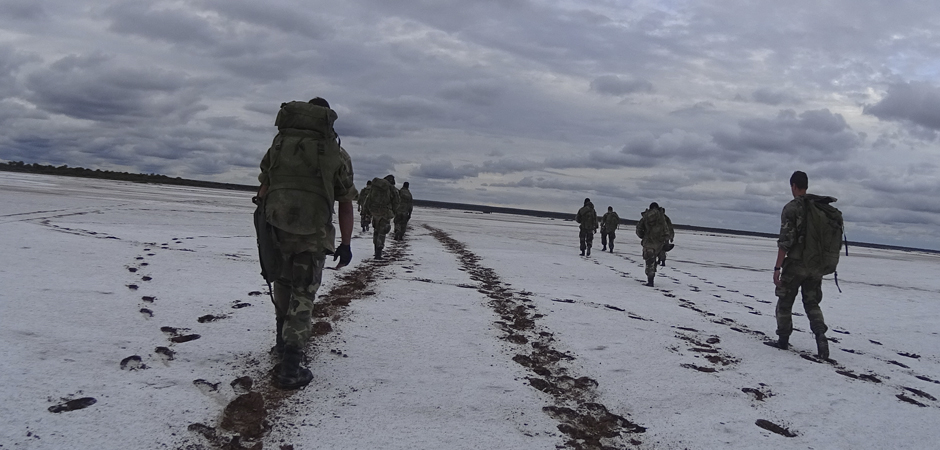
top-left (1, 0), bottom-right (939, 249)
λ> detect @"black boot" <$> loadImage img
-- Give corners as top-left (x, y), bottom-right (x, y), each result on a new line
top-left (375, 248), bottom-right (383, 260)
top-left (586, 247), bottom-right (591, 256)
top-left (275, 346), bottom-right (313, 390)
top-left (580, 250), bottom-right (585, 256)
top-left (816, 333), bottom-right (829, 359)
top-left (764, 334), bottom-right (789, 350)
top-left (602, 246), bottom-right (607, 251)
top-left (647, 275), bottom-right (654, 287)
top-left (271, 318), bottom-right (285, 356)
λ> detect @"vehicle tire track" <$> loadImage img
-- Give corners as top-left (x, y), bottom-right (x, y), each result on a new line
top-left (424, 225), bottom-right (647, 450)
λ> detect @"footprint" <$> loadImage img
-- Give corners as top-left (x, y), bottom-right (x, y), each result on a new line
top-left (193, 379), bottom-right (220, 395)
top-left (128, 267), bottom-right (138, 273)
top-left (120, 355), bottom-right (146, 371)
top-left (231, 376), bottom-right (253, 394)
top-left (141, 296), bottom-right (156, 302)
top-left (155, 346), bottom-right (175, 362)
top-left (140, 308), bottom-right (153, 317)
top-left (141, 276), bottom-right (152, 281)
top-left (48, 397), bottom-right (97, 413)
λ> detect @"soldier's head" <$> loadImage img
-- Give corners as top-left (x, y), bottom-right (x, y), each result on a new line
top-left (649, 202), bottom-right (659, 210)
top-left (584, 197), bottom-right (591, 205)
top-left (789, 171), bottom-right (808, 196)
top-left (384, 174), bottom-right (396, 185)
top-left (308, 97), bottom-right (330, 108)
top-left (608, 206), bottom-right (613, 212)
top-left (402, 182), bottom-right (409, 189)
top-left (366, 180), bottom-right (372, 186)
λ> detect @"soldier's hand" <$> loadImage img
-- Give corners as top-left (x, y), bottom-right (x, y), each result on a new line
top-left (333, 244), bottom-right (352, 268)
top-left (773, 269), bottom-right (781, 287)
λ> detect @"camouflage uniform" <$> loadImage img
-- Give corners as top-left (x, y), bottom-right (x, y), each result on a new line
top-left (636, 207), bottom-right (674, 282)
top-left (357, 184), bottom-right (372, 232)
top-left (259, 141), bottom-right (356, 350)
top-left (366, 177), bottom-right (400, 257)
top-left (600, 210), bottom-right (620, 251)
top-left (393, 185), bottom-right (413, 240)
top-left (575, 201), bottom-right (598, 255)
top-left (775, 196), bottom-right (828, 339)
top-left (656, 213), bottom-right (674, 266)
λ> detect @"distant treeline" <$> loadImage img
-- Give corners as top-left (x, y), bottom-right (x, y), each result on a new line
top-left (0, 160), bottom-right (256, 192)
top-left (2, 160), bottom-right (936, 254)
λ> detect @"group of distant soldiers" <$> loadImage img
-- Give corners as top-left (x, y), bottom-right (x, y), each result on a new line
top-left (573, 170), bottom-right (834, 360)
top-left (254, 97), bottom-right (833, 390)
top-left (576, 199), bottom-right (674, 287)
top-left (356, 175), bottom-right (414, 259)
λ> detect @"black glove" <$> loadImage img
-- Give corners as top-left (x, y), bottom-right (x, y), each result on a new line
top-left (333, 244), bottom-right (352, 267)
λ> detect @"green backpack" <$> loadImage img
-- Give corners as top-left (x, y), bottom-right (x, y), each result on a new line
top-left (365, 177), bottom-right (393, 217)
top-left (644, 208), bottom-right (668, 241)
top-left (801, 195), bottom-right (845, 277)
top-left (265, 102), bottom-right (343, 205)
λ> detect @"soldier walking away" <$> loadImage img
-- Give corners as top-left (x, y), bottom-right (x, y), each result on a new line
top-left (393, 181), bottom-right (414, 240)
top-left (575, 198), bottom-right (598, 256)
top-left (656, 208), bottom-right (674, 266)
top-left (600, 206), bottom-right (620, 252)
top-left (766, 171), bottom-right (843, 360)
top-left (357, 179), bottom-right (372, 232)
top-left (363, 174), bottom-right (400, 259)
top-left (256, 97), bottom-right (356, 390)
top-left (635, 202), bottom-right (674, 287)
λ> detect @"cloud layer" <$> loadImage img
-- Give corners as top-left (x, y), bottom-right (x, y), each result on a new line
top-left (1, 1), bottom-right (940, 249)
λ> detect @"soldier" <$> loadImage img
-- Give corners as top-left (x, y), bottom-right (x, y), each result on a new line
top-left (766, 171), bottom-right (830, 359)
top-left (635, 202), bottom-right (674, 287)
top-left (363, 174), bottom-right (400, 259)
top-left (600, 206), bottom-right (620, 253)
top-left (357, 179), bottom-right (372, 232)
top-left (575, 198), bottom-right (598, 256)
top-left (257, 97), bottom-right (356, 389)
top-left (393, 181), bottom-right (413, 240)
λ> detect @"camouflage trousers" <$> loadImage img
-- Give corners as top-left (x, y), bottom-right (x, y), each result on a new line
top-left (642, 243), bottom-right (663, 278)
top-left (393, 212), bottom-right (411, 240)
top-left (360, 211), bottom-right (371, 231)
top-left (600, 230), bottom-right (615, 250)
top-left (272, 229), bottom-right (326, 348)
top-left (775, 259), bottom-right (828, 337)
top-left (372, 216), bottom-right (392, 251)
top-left (579, 229), bottom-right (594, 252)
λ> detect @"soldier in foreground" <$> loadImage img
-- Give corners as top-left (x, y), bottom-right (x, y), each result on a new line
top-left (575, 198), bottom-right (598, 256)
top-left (393, 181), bottom-right (413, 240)
top-left (600, 206), bottom-right (620, 253)
top-left (766, 171), bottom-right (840, 359)
top-left (635, 202), bottom-right (674, 287)
top-left (256, 97), bottom-right (356, 389)
top-left (363, 174), bottom-right (400, 259)
top-left (357, 179), bottom-right (372, 232)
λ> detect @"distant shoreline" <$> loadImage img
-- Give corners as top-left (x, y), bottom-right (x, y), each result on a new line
top-left (3, 160), bottom-right (937, 255)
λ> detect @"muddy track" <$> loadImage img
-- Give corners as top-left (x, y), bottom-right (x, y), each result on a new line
top-left (424, 225), bottom-right (646, 450)
top-left (184, 237), bottom-right (410, 450)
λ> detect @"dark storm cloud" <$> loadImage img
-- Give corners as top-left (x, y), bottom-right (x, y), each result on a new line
top-left (438, 81), bottom-right (503, 106)
top-left (752, 88), bottom-right (802, 106)
top-left (0, 0), bottom-right (47, 21)
top-left (412, 160), bottom-right (480, 180)
top-left (104, 1), bottom-right (218, 47)
top-left (199, 0), bottom-right (329, 40)
top-left (712, 109), bottom-right (863, 161)
top-left (350, 154), bottom-right (397, 180)
top-left (24, 53), bottom-right (207, 123)
top-left (589, 75), bottom-right (654, 96)
top-left (864, 82), bottom-right (940, 132)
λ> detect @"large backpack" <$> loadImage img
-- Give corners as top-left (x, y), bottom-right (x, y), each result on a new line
top-left (644, 208), bottom-right (668, 241)
top-left (365, 177), bottom-right (393, 217)
top-left (801, 195), bottom-right (845, 277)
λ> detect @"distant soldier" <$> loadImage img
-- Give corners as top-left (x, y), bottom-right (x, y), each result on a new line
top-left (256, 97), bottom-right (356, 389)
top-left (766, 171), bottom-right (842, 360)
top-left (357, 179), bottom-right (372, 232)
top-left (656, 208), bottom-right (674, 266)
top-left (363, 174), bottom-right (400, 259)
top-left (393, 181), bottom-right (413, 240)
top-left (575, 198), bottom-right (599, 256)
top-left (635, 202), bottom-right (674, 287)
top-left (600, 206), bottom-right (620, 253)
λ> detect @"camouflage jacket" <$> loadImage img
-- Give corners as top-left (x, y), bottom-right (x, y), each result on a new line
top-left (397, 187), bottom-right (414, 214)
top-left (636, 208), bottom-right (674, 247)
top-left (778, 195), bottom-right (808, 260)
top-left (576, 204), bottom-right (598, 231)
top-left (601, 211), bottom-right (620, 232)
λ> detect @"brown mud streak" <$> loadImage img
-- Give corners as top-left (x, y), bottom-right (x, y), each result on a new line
top-left (191, 238), bottom-right (409, 450)
top-left (424, 225), bottom-right (646, 450)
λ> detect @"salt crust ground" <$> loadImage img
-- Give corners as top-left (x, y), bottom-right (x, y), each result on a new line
top-left (1, 172), bottom-right (938, 449)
